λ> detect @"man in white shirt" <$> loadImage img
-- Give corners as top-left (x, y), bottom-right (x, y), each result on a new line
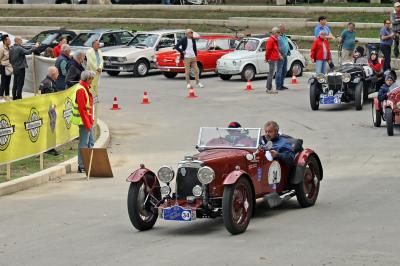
top-left (174, 29), bottom-right (204, 89)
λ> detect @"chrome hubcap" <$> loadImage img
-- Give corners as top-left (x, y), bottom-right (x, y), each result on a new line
top-left (138, 63), bottom-right (147, 76)
top-left (292, 64), bottom-right (301, 76)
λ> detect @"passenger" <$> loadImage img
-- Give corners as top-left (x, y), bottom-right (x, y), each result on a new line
top-left (378, 73), bottom-right (396, 102)
top-left (225, 122), bottom-right (254, 147)
top-left (259, 121), bottom-right (294, 165)
top-left (368, 51), bottom-right (383, 74)
top-left (353, 46), bottom-right (368, 65)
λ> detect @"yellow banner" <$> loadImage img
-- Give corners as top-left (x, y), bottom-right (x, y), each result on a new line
top-left (0, 88), bottom-right (79, 164)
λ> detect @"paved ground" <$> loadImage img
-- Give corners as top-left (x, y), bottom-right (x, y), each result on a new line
top-left (1, 71), bottom-right (399, 266)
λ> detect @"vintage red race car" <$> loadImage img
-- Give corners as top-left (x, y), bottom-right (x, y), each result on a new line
top-left (126, 127), bottom-right (323, 235)
top-left (372, 86), bottom-right (400, 136)
top-left (156, 36), bottom-right (238, 79)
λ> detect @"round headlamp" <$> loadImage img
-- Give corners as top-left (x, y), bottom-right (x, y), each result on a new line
top-left (192, 185), bottom-right (203, 197)
top-left (342, 73), bottom-right (351, 83)
top-left (160, 186), bottom-right (171, 196)
top-left (157, 166), bottom-right (174, 183)
top-left (175, 56), bottom-right (180, 65)
top-left (197, 166), bottom-right (215, 185)
top-left (396, 102), bottom-right (400, 109)
top-left (316, 73), bottom-right (326, 84)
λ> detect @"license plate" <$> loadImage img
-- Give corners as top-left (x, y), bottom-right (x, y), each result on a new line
top-left (162, 205), bottom-right (193, 221)
top-left (320, 94), bottom-right (342, 104)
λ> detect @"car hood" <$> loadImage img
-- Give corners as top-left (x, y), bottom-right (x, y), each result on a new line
top-left (103, 46), bottom-right (153, 57)
top-left (219, 50), bottom-right (255, 60)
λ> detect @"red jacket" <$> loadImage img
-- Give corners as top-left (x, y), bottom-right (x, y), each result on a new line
top-left (311, 37), bottom-right (331, 61)
top-left (368, 60), bottom-right (382, 73)
top-left (265, 35), bottom-right (280, 61)
top-left (53, 44), bottom-right (62, 58)
top-left (76, 80), bottom-right (94, 130)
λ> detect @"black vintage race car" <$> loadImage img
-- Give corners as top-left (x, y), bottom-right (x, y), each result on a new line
top-left (309, 61), bottom-right (383, 111)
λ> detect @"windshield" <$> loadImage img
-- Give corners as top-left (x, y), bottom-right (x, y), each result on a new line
top-left (70, 33), bottom-right (100, 47)
top-left (41, 33), bottom-right (59, 45)
top-left (236, 39), bottom-right (260, 52)
top-left (128, 34), bottom-right (159, 48)
top-left (32, 32), bottom-right (56, 44)
top-left (196, 39), bottom-right (208, 51)
top-left (197, 127), bottom-right (260, 149)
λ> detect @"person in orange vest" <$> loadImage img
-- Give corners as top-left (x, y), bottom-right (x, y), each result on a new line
top-left (70, 70), bottom-right (96, 173)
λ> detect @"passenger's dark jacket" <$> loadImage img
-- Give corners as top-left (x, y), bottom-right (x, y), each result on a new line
top-left (9, 45), bottom-right (36, 71)
top-left (65, 59), bottom-right (84, 89)
top-left (259, 135), bottom-right (295, 165)
top-left (39, 75), bottom-right (57, 94)
top-left (174, 37), bottom-right (197, 60)
top-left (55, 54), bottom-right (70, 91)
top-left (378, 83), bottom-right (391, 102)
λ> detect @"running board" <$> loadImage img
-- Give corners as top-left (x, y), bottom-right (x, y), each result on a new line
top-left (263, 191), bottom-right (296, 208)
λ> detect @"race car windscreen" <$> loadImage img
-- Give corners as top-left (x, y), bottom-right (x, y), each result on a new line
top-left (236, 39), bottom-right (260, 52)
top-left (197, 127), bottom-right (260, 149)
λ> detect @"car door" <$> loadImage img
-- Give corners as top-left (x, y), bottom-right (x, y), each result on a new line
top-left (156, 33), bottom-right (175, 53)
top-left (206, 38), bottom-right (231, 71)
top-left (100, 33), bottom-right (117, 48)
top-left (257, 40), bottom-right (268, 74)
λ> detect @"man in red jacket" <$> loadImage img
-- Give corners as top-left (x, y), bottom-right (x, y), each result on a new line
top-left (52, 37), bottom-right (67, 58)
top-left (265, 27), bottom-right (282, 94)
top-left (310, 30), bottom-right (332, 74)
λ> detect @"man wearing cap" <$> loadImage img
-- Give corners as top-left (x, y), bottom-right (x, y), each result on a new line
top-left (225, 122), bottom-right (254, 147)
top-left (174, 29), bottom-right (204, 90)
top-left (390, 2), bottom-right (400, 57)
top-left (340, 22), bottom-right (356, 63)
top-left (265, 27), bottom-right (282, 94)
top-left (380, 19), bottom-right (395, 71)
top-left (378, 73), bottom-right (397, 102)
top-left (314, 16), bottom-right (334, 40)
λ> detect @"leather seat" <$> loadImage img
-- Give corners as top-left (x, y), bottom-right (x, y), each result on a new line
top-left (280, 134), bottom-right (303, 154)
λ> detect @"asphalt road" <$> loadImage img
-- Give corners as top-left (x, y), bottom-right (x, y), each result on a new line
top-left (1, 71), bottom-right (399, 266)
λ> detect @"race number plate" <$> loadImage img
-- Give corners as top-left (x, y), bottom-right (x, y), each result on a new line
top-left (162, 205), bottom-right (193, 221)
top-left (320, 93), bottom-right (343, 104)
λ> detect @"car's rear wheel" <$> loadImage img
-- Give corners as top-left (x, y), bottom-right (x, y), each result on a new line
top-left (385, 107), bottom-right (394, 136)
top-left (372, 101), bottom-right (381, 127)
top-left (163, 72), bottom-right (178, 79)
top-left (133, 59), bottom-right (149, 77)
top-left (355, 81), bottom-right (364, 110)
top-left (295, 156), bottom-right (321, 208)
top-left (288, 60), bottom-right (303, 77)
top-left (219, 74), bottom-right (232, 80)
top-left (107, 71), bottom-right (120, 77)
top-left (127, 174), bottom-right (161, 231)
top-left (310, 82), bottom-right (320, 111)
top-left (222, 177), bottom-right (253, 235)
top-left (240, 64), bottom-right (256, 81)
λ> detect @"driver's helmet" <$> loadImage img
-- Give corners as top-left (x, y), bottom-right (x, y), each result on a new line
top-left (226, 122), bottom-right (243, 142)
top-left (384, 69), bottom-right (397, 81)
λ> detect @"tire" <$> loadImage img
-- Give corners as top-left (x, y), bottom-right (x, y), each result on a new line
top-left (309, 82), bottom-right (320, 111)
top-left (288, 61), bottom-right (303, 77)
top-left (127, 176), bottom-right (160, 231)
top-left (385, 108), bottom-right (394, 136)
top-left (133, 59), bottom-right (149, 77)
top-left (163, 72), bottom-right (178, 79)
top-left (240, 64), bottom-right (256, 81)
top-left (355, 81), bottom-right (364, 111)
top-left (222, 177), bottom-right (253, 235)
top-left (107, 71), bottom-right (120, 77)
top-left (295, 156), bottom-right (321, 208)
top-left (372, 101), bottom-right (381, 127)
top-left (219, 74), bottom-right (232, 80)
top-left (189, 63), bottom-right (202, 80)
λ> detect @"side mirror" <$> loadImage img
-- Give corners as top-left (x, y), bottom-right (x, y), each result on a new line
top-left (99, 42), bottom-right (105, 48)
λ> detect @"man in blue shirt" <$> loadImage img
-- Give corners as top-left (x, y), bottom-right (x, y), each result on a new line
top-left (340, 22), bottom-right (356, 63)
top-left (380, 19), bottom-right (395, 71)
top-left (276, 24), bottom-right (290, 90)
top-left (259, 121), bottom-right (294, 166)
top-left (314, 16), bottom-right (334, 40)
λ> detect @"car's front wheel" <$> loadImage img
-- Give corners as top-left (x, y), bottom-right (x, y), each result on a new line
top-left (163, 72), bottom-right (178, 79)
top-left (355, 81), bottom-right (364, 110)
top-left (222, 177), bottom-right (253, 235)
top-left (295, 156), bottom-right (321, 208)
top-left (240, 64), bottom-right (256, 81)
top-left (107, 71), bottom-right (120, 77)
top-left (127, 175), bottom-right (160, 231)
top-left (219, 74), bottom-right (232, 80)
top-left (385, 107), bottom-right (394, 136)
top-left (133, 59), bottom-right (149, 77)
top-left (372, 101), bottom-right (381, 127)
top-left (309, 82), bottom-right (320, 111)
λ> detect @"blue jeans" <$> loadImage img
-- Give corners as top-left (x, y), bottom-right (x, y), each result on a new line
top-left (78, 125), bottom-right (94, 169)
top-left (161, 0), bottom-right (170, 4)
top-left (276, 57), bottom-right (288, 88)
top-left (315, 60), bottom-right (327, 74)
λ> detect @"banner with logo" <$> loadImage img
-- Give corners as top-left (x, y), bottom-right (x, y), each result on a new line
top-left (0, 88), bottom-right (78, 165)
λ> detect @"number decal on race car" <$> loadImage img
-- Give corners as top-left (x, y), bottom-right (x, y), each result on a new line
top-left (181, 211), bottom-right (191, 221)
top-left (268, 161), bottom-right (282, 187)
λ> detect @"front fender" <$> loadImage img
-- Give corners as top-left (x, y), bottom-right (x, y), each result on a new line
top-left (126, 167), bottom-right (156, 183)
top-left (373, 97), bottom-right (381, 111)
top-left (223, 170), bottom-right (249, 185)
top-left (291, 149), bottom-right (323, 184)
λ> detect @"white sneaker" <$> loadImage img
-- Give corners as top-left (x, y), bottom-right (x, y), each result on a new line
top-left (186, 84), bottom-right (191, 89)
top-left (198, 82), bottom-right (204, 88)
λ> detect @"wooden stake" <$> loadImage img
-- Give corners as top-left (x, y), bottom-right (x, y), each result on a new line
top-left (39, 153), bottom-right (44, 170)
top-left (6, 163), bottom-right (11, 181)
top-left (87, 149), bottom-right (94, 181)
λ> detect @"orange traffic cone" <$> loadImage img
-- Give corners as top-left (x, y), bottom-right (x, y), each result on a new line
top-left (291, 74), bottom-right (298, 85)
top-left (244, 80), bottom-right (254, 91)
top-left (187, 86), bottom-right (198, 98)
top-left (141, 91), bottom-right (150, 104)
top-left (110, 97), bottom-right (121, 110)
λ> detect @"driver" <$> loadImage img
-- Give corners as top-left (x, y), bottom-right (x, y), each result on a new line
top-left (353, 46), bottom-right (368, 65)
top-left (368, 51), bottom-right (383, 74)
top-left (259, 121), bottom-right (294, 165)
top-left (378, 73), bottom-right (397, 102)
top-left (225, 122), bottom-right (255, 147)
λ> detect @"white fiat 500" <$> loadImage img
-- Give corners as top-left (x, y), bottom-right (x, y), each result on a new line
top-left (216, 35), bottom-right (306, 81)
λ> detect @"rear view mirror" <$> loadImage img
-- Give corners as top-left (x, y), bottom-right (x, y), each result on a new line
top-left (99, 42), bottom-right (105, 48)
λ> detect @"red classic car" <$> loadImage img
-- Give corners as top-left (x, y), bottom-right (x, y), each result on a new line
top-left (372, 86), bottom-right (400, 136)
top-left (156, 36), bottom-right (239, 79)
top-left (126, 127), bottom-right (323, 235)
